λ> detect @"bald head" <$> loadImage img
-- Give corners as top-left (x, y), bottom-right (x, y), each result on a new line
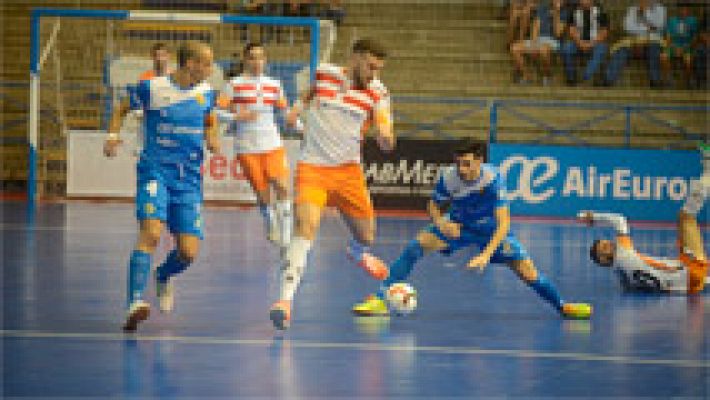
top-left (177, 41), bottom-right (212, 67)
top-left (175, 41), bottom-right (213, 85)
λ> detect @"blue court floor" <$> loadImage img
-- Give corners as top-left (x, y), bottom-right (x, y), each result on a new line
top-left (2, 200), bottom-right (709, 398)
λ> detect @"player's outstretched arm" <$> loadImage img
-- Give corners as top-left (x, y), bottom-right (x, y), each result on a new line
top-left (103, 98), bottom-right (131, 158)
top-left (577, 210), bottom-right (630, 235)
top-left (467, 206), bottom-right (510, 271)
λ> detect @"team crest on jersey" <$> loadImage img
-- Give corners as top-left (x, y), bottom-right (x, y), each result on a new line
top-left (195, 93), bottom-right (205, 105)
top-left (145, 203), bottom-right (155, 215)
top-left (146, 181), bottom-right (158, 197)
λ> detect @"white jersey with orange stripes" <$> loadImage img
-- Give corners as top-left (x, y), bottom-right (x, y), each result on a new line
top-left (222, 74), bottom-right (287, 154)
top-left (587, 212), bottom-right (689, 293)
top-left (299, 63), bottom-right (391, 166)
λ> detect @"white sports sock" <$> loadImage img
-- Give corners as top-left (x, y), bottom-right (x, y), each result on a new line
top-left (260, 204), bottom-right (279, 243)
top-left (275, 200), bottom-right (293, 247)
top-left (279, 236), bottom-right (312, 302)
top-left (683, 173), bottom-right (709, 216)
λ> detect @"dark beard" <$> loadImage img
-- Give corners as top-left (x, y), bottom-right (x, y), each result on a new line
top-left (352, 70), bottom-right (368, 90)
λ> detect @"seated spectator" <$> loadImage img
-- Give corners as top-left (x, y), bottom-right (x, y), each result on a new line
top-left (245, 1), bottom-right (301, 43)
top-left (291, 0), bottom-right (344, 25)
top-left (693, 8), bottom-right (708, 88)
top-left (561, 0), bottom-right (610, 85)
top-left (507, 0), bottom-right (536, 49)
top-left (661, 2), bottom-right (698, 88)
top-left (605, 0), bottom-right (666, 88)
top-left (511, 0), bottom-right (568, 85)
top-left (323, 0), bottom-right (345, 26)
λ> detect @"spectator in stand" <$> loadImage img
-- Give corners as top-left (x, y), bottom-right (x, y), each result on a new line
top-left (507, 0), bottom-right (537, 50)
top-left (661, 2), bottom-right (698, 88)
top-left (510, 0), bottom-right (569, 85)
top-left (244, 1), bottom-right (286, 43)
top-left (323, 0), bottom-right (345, 26)
top-left (605, 0), bottom-right (666, 88)
top-left (561, 0), bottom-right (610, 86)
top-left (693, 8), bottom-right (709, 88)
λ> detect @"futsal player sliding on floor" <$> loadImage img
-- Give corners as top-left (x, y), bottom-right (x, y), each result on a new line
top-left (104, 41), bottom-right (220, 332)
top-left (578, 145), bottom-right (709, 294)
top-left (353, 141), bottom-right (593, 319)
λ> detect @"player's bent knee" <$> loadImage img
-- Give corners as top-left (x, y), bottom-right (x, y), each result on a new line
top-left (137, 224), bottom-right (162, 251)
top-left (178, 247), bottom-right (199, 264)
top-left (176, 235), bottom-right (200, 264)
top-left (416, 231), bottom-right (446, 253)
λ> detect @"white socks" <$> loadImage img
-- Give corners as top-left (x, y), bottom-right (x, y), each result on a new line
top-left (275, 200), bottom-right (293, 247)
top-left (259, 204), bottom-right (278, 243)
top-left (261, 201), bottom-right (293, 247)
top-left (278, 236), bottom-right (312, 302)
top-left (683, 173), bottom-right (708, 216)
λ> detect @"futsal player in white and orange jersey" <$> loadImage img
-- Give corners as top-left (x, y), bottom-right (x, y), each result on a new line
top-left (126, 43), bottom-right (173, 153)
top-left (268, 38), bottom-right (395, 330)
top-left (139, 42), bottom-right (172, 82)
top-left (130, 43), bottom-right (172, 109)
top-left (218, 43), bottom-right (293, 247)
top-left (579, 147), bottom-right (709, 294)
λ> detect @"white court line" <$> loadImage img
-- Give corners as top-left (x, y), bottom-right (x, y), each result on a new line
top-left (2, 329), bottom-right (708, 369)
top-left (0, 223), bottom-right (679, 248)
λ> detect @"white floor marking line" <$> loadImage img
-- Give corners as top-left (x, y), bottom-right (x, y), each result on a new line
top-left (2, 329), bottom-right (708, 368)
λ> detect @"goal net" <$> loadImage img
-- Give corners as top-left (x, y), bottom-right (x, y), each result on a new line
top-left (29, 9), bottom-right (335, 203)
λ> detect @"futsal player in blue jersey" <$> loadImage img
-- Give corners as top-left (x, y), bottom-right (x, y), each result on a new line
top-left (353, 141), bottom-right (592, 319)
top-left (103, 41), bottom-right (221, 331)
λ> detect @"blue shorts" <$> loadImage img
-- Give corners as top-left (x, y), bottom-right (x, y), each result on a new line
top-left (427, 224), bottom-right (529, 264)
top-left (135, 164), bottom-right (203, 239)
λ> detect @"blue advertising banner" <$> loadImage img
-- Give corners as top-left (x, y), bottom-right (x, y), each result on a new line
top-left (489, 144), bottom-right (705, 222)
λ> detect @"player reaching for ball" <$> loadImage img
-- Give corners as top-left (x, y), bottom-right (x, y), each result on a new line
top-left (268, 38), bottom-right (395, 330)
top-left (578, 144), bottom-right (709, 294)
top-left (353, 141), bottom-right (593, 319)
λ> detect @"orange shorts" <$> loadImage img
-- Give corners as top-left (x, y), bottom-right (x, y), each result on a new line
top-left (237, 147), bottom-right (288, 194)
top-left (295, 162), bottom-right (374, 219)
top-left (679, 252), bottom-right (709, 295)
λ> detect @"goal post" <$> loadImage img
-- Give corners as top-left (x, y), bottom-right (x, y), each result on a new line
top-left (28, 7), bottom-right (325, 208)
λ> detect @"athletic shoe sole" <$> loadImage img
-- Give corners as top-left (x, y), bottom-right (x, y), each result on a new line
top-left (123, 304), bottom-right (150, 332)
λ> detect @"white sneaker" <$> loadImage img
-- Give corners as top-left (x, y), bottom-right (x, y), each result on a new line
top-left (123, 300), bottom-right (150, 332)
top-left (156, 279), bottom-right (174, 313)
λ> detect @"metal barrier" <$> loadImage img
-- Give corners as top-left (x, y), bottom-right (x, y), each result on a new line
top-left (488, 99), bottom-right (709, 148)
top-left (389, 95), bottom-right (708, 148)
top-left (3, 82), bottom-right (708, 147)
top-left (392, 96), bottom-right (488, 139)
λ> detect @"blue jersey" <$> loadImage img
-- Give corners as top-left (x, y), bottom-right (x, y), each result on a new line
top-left (133, 76), bottom-right (216, 189)
top-left (432, 164), bottom-right (508, 233)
